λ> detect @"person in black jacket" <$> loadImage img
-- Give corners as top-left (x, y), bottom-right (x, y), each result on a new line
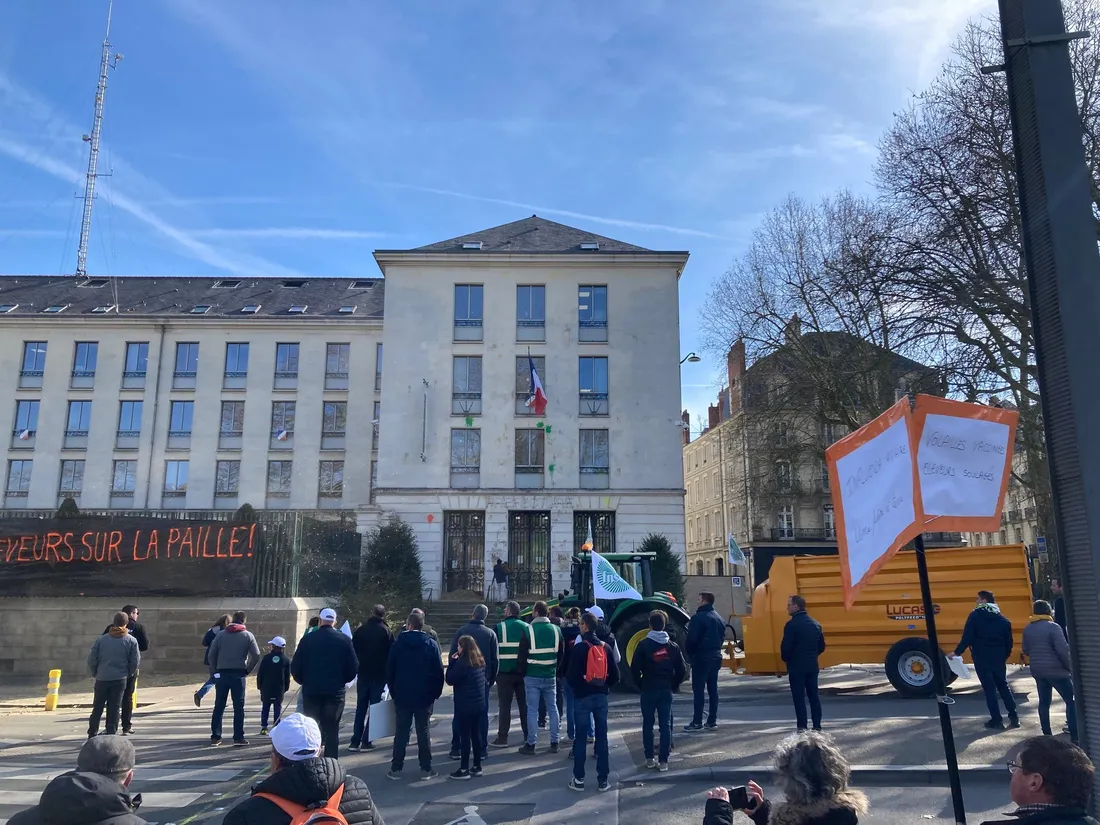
top-left (194, 614), bottom-right (231, 708)
top-left (445, 635), bottom-right (489, 780)
top-left (630, 610), bottom-right (686, 771)
top-left (290, 609), bottom-right (358, 759)
top-left (782, 595), bottom-right (826, 732)
top-left (684, 591), bottom-right (726, 732)
top-left (222, 713), bottom-right (381, 825)
top-left (257, 636), bottom-right (291, 735)
top-left (1052, 578), bottom-right (1069, 639)
top-left (565, 612), bottom-right (619, 792)
top-left (952, 590), bottom-right (1019, 730)
top-left (350, 605), bottom-right (394, 752)
top-left (447, 604), bottom-right (498, 762)
top-left (981, 737), bottom-right (1097, 825)
top-left (101, 605), bottom-right (148, 735)
top-left (386, 611), bottom-right (445, 780)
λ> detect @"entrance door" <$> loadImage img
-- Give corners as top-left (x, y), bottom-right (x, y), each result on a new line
top-left (508, 511), bottom-right (551, 598)
top-left (443, 511), bottom-right (485, 594)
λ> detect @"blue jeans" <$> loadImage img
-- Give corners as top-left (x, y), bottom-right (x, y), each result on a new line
top-left (788, 669), bottom-right (821, 730)
top-left (210, 670), bottom-right (246, 742)
top-left (571, 693), bottom-right (609, 783)
top-left (196, 676), bottom-right (216, 699)
top-left (641, 688), bottom-right (673, 763)
top-left (351, 678), bottom-right (385, 747)
top-left (524, 676), bottom-right (560, 745)
top-left (691, 658), bottom-right (721, 727)
top-left (563, 681), bottom-right (593, 740)
top-left (1035, 676), bottom-right (1077, 739)
top-left (451, 682), bottom-right (490, 757)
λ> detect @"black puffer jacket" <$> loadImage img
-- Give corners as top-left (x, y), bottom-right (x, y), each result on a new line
top-left (8, 771), bottom-right (147, 825)
top-left (222, 757), bottom-right (382, 825)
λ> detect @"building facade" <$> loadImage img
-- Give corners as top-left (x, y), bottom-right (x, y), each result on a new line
top-left (369, 217), bottom-right (689, 597)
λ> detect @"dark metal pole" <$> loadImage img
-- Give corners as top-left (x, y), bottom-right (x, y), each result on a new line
top-left (914, 534), bottom-right (967, 825)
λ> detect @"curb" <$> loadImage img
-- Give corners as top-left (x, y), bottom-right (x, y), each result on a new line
top-left (621, 764), bottom-right (1004, 785)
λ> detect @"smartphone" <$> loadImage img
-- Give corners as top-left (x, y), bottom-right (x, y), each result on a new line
top-left (727, 786), bottom-right (750, 809)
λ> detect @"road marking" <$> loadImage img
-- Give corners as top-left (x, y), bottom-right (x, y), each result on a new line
top-left (0, 791), bottom-right (204, 808)
top-left (0, 767), bottom-right (244, 782)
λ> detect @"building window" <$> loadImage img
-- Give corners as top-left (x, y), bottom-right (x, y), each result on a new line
top-left (173, 342), bottom-right (199, 389)
top-left (6, 460), bottom-right (32, 498)
top-left (271, 401), bottom-right (295, 449)
top-left (20, 341), bottom-right (47, 388)
top-left (116, 401), bottom-right (142, 449)
top-left (59, 459), bottom-right (85, 497)
top-left (573, 511), bottom-right (615, 554)
top-left (579, 429), bottom-right (610, 489)
top-left (515, 356), bottom-right (547, 416)
top-left (695, 560), bottom-right (704, 576)
top-left (579, 356), bottom-right (609, 416)
top-left (65, 401), bottom-right (92, 449)
top-left (164, 460), bottom-right (189, 495)
top-left (318, 460), bottom-right (344, 499)
top-left (372, 401), bottom-right (380, 451)
top-left (689, 520), bottom-right (695, 544)
top-left (776, 460), bottom-right (792, 492)
top-left (821, 463), bottom-right (830, 492)
top-left (219, 401), bottom-right (245, 450)
top-left (450, 429), bottom-right (481, 488)
top-left (322, 401), bottom-right (347, 450)
top-left (215, 460), bottom-right (241, 499)
top-left (12, 400), bottom-right (39, 449)
top-left (375, 343), bottom-right (383, 392)
top-left (716, 557), bottom-right (725, 577)
top-left (71, 342), bottom-right (98, 388)
top-left (517, 285), bottom-right (546, 341)
top-left (778, 505), bottom-right (795, 540)
top-left (1000, 529), bottom-right (1008, 545)
top-left (274, 343), bottom-right (300, 390)
top-left (112, 460), bottom-right (136, 495)
top-left (1015, 527), bottom-right (1024, 543)
top-left (578, 285), bottom-right (608, 342)
top-left (168, 400), bottom-right (194, 450)
top-left (515, 429), bottom-right (545, 488)
top-left (705, 514), bottom-right (711, 541)
top-left (706, 560), bottom-right (712, 575)
top-left (775, 421), bottom-right (789, 447)
top-left (223, 343), bottom-right (249, 390)
top-left (325, 343), bottom-right (350, 390)
top-left (123, 342), bottom-right (149, 388)
top-left (974, 533), bottom-right (982, 547)
top-left (452, 356), bottom-right (483, 416)
top-left (267, 460), bottom-right (292, 497)
top-left (454, 284), bottom-right (484, 341)
top-left (824, 507), bottom-right (836, 539)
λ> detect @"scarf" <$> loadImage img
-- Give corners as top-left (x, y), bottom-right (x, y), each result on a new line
top-left (976, 602), bottom-right (1002, 615)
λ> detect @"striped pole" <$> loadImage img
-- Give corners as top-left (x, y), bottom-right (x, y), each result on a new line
top-left (44, 669), bottom-right (61, 711)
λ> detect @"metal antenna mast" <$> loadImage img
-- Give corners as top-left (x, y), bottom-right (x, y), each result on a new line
top-left (76, 0), bottom-right (122, 279)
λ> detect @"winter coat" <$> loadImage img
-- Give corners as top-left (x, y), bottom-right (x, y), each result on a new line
top-left (222, 757), bottom-right (382, 825)
top-left (8, 771), bottom-right (147, 825)
top-left (685, 603), bottom-right (726, 663)
top-left (1053, 596), bottom-right (1068, 637)
top-left (202, 626), bottom-right (221, 667)
top-left (982, 809), bottom-right (1099, 825)
top-left (102, 619), bottom-right (148, 653)
top-left (1023, 616), bottom-right (1073, 680)
top-left (630, 631), bottom-right (686, 692)
top-left (954, 603), bottom-right (1013, 664)
top-left (352, 617), bottom-right (394, 683)
top-left (565, 630), bottom-right (620, 699)
top-left (87, 626), bottom-right (140, 682)
top-left (560, 621), bottom-right (583, 677)
top-left (291, 626), bottom-right (358, 698)
top-left (445, 656), bottom-right (488, 714)
top-left (448, 619), bottom-right (499, 687)
top-left (208, 623), bottom-right (262, 674)
top-left (385, 629), bottom-right (444, 711)
top-left (595, 621), bottom-right (621, 665)
top-left (257, 650), bottom-right (292, 698)
top-left (704, 789), bottom-right (868, 825)
top-left (781, 610), bottom-right (826, 673)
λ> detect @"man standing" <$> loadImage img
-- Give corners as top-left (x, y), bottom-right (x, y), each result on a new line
top-left (1023, 600), bottom-right (1078, 743)
top-left (630, 610), bottom-right (685, 772)
top-left (206, 610), bottom-right (261, 746)
top-left (952, 590), bottom-right (1019, 730)
top-left (517, 600), bottom-right (562, 755)
top-left (1052, 578), bottom-right (1068, 639)
top-left (490, 558), bottom-right (509, 602)
top-left (350, 604), bottom-right (394, 752)
top-left (386, 611), bottom-right (444, 781)
top-left (781, 595), bottom-right (826, 732)
top-left (566, 611), bottom-right (618, 792)
top-left (87, 612), bottom-right (140, 738)
top-left (683, 591), bottom-right (725, 733)
top-left (291, 608), bottom-right (359, 759)
top-left (984, 737), bottom-right (1095, 825)
top-left (490, 600), bottom-right (528, 748)
top-left (101, 605), bottom-right (148, 736)
top-left (448, 604), bottom-right (498, 762)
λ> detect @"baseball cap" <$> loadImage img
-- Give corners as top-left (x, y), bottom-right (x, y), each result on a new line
top-left (587, 605), bottom-right (604, 620)
top-left (78, 734), bottom-right (136, 777)
top-left (268, 636), bottom-right (286, 647)
top-left (319, 608), bottom-right (337, 622)
top-left (270, 713), bottom-right (322, 761)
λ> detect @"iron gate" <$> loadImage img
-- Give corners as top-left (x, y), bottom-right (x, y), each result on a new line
top-left (508, 511), bottom-right (551, 598)
top-left (443, 510), bottom-right (485, 594)
top-left (573, 511), bottom-right (616, 555)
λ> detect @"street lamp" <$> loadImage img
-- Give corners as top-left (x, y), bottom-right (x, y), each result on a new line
top-left (680, 352), bottom-right (701, 365)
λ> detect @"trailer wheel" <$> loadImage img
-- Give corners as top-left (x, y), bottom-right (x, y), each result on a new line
top-left (885, 638), bottom-right (957, 697)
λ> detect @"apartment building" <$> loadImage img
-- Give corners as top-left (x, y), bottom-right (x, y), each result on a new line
top-left (369, 216), bottom-right (689, 597)
top-left (0, 276), bottom-right (383, 511)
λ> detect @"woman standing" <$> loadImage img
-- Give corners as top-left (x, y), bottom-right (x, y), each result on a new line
top-left (194, 614), bottom-right (231, 707)
top-left (446, 634), bottom-right (488, 780)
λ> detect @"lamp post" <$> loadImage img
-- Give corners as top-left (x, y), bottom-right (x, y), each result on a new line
top-left (680, 352), bottom-right (701, 365)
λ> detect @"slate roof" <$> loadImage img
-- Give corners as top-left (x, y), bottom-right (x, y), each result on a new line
top-left (400, 215), bottom-right (659, 254)
top-left (0, 276), bottom-right (384, 319)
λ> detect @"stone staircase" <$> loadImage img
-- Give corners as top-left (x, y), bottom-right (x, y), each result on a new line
top-left (424, 599), bottom-right (484, 645)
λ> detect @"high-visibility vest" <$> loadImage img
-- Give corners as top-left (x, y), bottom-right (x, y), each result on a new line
top-left (497, 618), bottom-right (526, 673)
top-left (525, 619), bottom-right (561, 678)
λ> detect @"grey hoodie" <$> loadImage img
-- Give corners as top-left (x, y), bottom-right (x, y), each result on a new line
top-left (207, 623), bottom-right (261, 674)
top-left (87, 626), bottom-right (140, 682)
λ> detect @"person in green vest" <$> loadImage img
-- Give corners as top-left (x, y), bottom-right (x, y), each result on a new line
top-left (489, 601), bottom-right (529, 748)
top-left (517, 600), bottom-right (564, 755)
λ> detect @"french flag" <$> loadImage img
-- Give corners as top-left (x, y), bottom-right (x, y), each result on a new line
top-left (526, 357), bottom-right (548, 415)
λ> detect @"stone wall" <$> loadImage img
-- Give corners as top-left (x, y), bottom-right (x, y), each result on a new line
top-left (0, 597), bottom-right (331, 679)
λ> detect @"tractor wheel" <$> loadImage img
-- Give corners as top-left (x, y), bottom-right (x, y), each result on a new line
top-left (884, 638), bottom-right (957, 698)
top-left (615, 612), bottom-right (651, 693)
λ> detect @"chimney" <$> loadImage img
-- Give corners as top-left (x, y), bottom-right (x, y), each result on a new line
top-left (707, 404), bottom-right (720, 429)
top-left (784, 313), bottom-right (802, 344)
top-left (727, 338), bottom-right (746, 413)
top-left (681, 409), bottom-right (691, 445)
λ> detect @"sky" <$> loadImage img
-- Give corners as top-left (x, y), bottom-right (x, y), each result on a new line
top-left (0, 0), bottom-right (996, 427)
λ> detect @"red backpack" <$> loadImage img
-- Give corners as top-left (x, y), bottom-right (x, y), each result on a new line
top-left (583, 640), bottom-right (609, 687)
top-left (254, 786), bottom-right (346, 825)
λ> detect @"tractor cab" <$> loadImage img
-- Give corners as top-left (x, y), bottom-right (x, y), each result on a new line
top-left (565, 552), bottom-right (656, 609)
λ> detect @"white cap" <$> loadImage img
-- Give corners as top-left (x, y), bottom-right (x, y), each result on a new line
top-left (319, 608), bottom-right (337, 622)
top-left (268, 636), bottom-right (286, 647)
top-left (587, 605), bottom-right (604, 620)
top-left (270, 713), bottom-right (322, 761)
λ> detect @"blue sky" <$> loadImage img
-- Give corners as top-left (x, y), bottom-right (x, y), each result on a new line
top-left (0, 0), bottom-right (993, 424)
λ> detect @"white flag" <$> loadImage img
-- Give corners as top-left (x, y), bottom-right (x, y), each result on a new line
top-left (340, 620), bottom-right (357, 690)
top-left (591, 549), bottom-right (643, 601)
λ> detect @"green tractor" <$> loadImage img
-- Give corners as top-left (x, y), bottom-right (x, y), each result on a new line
top-left (520, 552), bottom-right (692, 692)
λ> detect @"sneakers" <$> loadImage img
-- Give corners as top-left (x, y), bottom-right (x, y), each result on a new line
top-left (1009, 716), bottom-right (1022, 729)
top-left (704, 722), bottom-right (719, 731)
top-left (421, 769), bottom-right (438, 780)
top-left (260, 728), bottom-right (269, 736)
top-left (587, 736), bottom-right (596, 744)
top-left (362, 742), bottom-right (376, 750)
top-left (233, 739), bottom-right (249, 747)
top-left (489, 736), bottom-right (509, 749)
top-left (569, 777), bottom-right (585, 792)
top-left (658, 762), bottom-right (669, 773)
top-left (682, 723), bottom-right (704, 733)
top-left (449, 769), bottom-right (471, 781)
top-left (193, 692), bottom-right (202, 708)
top-left (598, 780), bottom-right (611, 792)
top-left (449, 750), bottom-right (461, 761)
top-left (122, 728), bottom-right (134, 736)
top-left (550, 742), bottom-right (560, 754)
top-left (471, 766), bottom-right (483, 778)
top-left (210, 738), bottom-right (223, 747)
top-left (386, 770), bottom-right (402, 781)
top-left (645, 757), bottom-right (658, 769)
top-left (985, 719), bottom-right (1006, 730)
top-left (348, 745), bottom-right (362, 753)
top-left (517, 743), bottom-right (537, 756)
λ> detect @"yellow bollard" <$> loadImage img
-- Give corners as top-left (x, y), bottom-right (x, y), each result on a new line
top-left (131, 674), bottom-right (138, 710)
top-left (44, 669), bottom-right (61, 711)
